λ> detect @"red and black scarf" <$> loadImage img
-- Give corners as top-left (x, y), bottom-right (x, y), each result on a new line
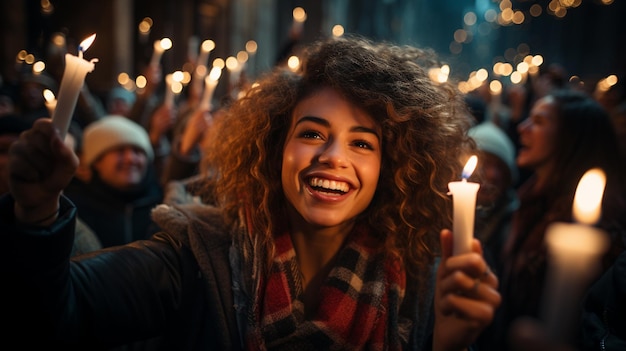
top-left (244, 225), bottom-right (406, 350)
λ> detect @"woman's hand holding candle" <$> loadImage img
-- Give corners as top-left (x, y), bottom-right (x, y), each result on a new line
top-left (448, 155), bottom-right (480, 255)
top-left (51, 33), bottom-right (98, 139)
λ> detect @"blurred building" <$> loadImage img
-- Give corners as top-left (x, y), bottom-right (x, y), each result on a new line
top-left (0, 0), bottom-right (624, 100)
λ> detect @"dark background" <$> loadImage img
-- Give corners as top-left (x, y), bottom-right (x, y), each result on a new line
top-left (1, 0), bottom-right (624, 99)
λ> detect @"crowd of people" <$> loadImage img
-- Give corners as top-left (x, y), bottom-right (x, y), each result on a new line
top-left (0, 29), bottom-right (625, 350)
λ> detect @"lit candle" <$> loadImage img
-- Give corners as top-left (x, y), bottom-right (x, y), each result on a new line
top-left (52, 33), bottom-right (98, 139)
top-left (199, 66), bottom-right (222, 111)
top-left (164, 71), bottom-right (183, 108)
top-left (448, 155), bottom-right (480, 255)
top-left (196, 39), bottom-right (215, 69)
top-left (541, 168), bottom-right (609, 343)
top-left (150, 37), bottom-right (172, 67)
top-left (192, 40), bottom-right (216, 97)
top-left (43, 89), bottom-right (57, 117)
top-left (292, 7), bottom-right (307, 33)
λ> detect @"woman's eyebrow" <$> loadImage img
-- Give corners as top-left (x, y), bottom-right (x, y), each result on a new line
top-left (295, 115), bottom-right (329, 127)
top-left (295, 115), bottom-right (380, 141)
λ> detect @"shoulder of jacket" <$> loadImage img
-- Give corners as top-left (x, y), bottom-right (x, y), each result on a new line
top-left (151, 203), bottom-right (225, 235)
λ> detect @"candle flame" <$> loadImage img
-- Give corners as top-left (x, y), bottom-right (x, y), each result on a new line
top-left (293, 7), bottom-right (307, 22)
top-left (79, 34), bottom-right (96, 52)
top-left (461, 155), bottom-right (478, 179)
top-left (43, 89), bottom-right (56, 102)
top-left (207, 66), bottom-right (222, 82)
top-left (160, 38), bottom-right (173, 50)
top-left (573, 168), bottom-right (606, 225)
top-left (201, 39), bottom-right (215, 53)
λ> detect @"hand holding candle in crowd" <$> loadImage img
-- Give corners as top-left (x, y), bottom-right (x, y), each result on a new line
top-left (43, 89), bottom-right (57, 117)
top-left (448, 155), bottom-right (480, 255)
top-left (150, 37), bottom-right (172, 67)
top-left (51, 33), bottom-right (98, 139)
top-left (541, 168), bottom-right (609, 344)
top-left (199, 65), bottom-right (222, 111)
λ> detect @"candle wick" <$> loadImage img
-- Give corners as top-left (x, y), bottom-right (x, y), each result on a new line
top-left (78, 47), bottom-right (84, 59)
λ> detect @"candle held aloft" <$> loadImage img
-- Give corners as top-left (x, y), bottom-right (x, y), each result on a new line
top-left (150, 38), bottom-right (172, 67)
top-left (448, 155), bottom-right (480, 255)
top-left (200, 66), bottom-right (222, 111)
top-left (196, 39), bottom-right (215, 69)
top-left (541, 168), bottom-right (609, 343)
top-left (164, 71), bottom-right (183, 108)
top-left (52, 33), bottom-right (98, 139)
top-left (43, 89), bottom-right (57, 117)
top-left (292, 7), bottom-right (307, 33)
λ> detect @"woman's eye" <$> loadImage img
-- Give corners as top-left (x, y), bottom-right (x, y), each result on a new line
top-left (300, 130), bottom-right (322, 139)
top-left (354, 140), bottom-right (374, 150)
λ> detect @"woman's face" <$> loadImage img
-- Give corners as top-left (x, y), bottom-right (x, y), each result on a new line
top-left (517, 95), bottom-right (559, 171)
top-left (281, 87), bottom-right (382, 230)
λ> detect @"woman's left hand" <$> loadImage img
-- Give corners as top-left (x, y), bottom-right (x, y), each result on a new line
top-left (432, 229), bottom-right (501, 351)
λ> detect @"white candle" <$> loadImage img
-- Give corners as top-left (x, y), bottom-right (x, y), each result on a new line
top-left (292, 7), bottom-right (307, 33)
top-left (150, 37), bottom-right (172, 67)
top-left (52, 33), bottom-right (98, 139)
top-left (164, 71), bottom-right (183, 108)
top-left (199, 66), bottom-right (222, 111)
top-left (192, 40), bottom-right (216, 97)
top-left (448, 155), bottom-right (480, 255)
top-left (196, 39), bottom-right (215, 69)
top-left (541, 168), bottom-right (609, 342)
top-left (43, 89), bottom-right (57, 117)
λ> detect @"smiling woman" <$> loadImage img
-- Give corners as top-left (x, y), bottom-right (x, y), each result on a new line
top-left (2, 35), bottom-right (500, 350)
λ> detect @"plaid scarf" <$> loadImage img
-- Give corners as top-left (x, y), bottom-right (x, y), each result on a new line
top-left (243, 224), bottom-right (406, 351)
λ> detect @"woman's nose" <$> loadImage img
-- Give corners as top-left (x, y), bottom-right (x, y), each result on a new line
top-left (517, 118), bottom-right (531, 134)
top-left (317, 139), bottom-right (348, 168)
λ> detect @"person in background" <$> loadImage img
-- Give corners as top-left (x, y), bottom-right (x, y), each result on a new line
top-left (107, 86), bottom-right (137, 117)
top-left (63, 115), bottom-right (163, 247)
top-left (1, 35), bottom-right (499, 350)
top-left (467, 121), bottom-right (519, 273)
top-left (486, 89), bottom-right (626, 350)
top-left (0, 115), bottom-right (101, 256)
top-left (16, 71), bottom-right (57, 123)
top-left (0, 83), bottom-right (18, 117)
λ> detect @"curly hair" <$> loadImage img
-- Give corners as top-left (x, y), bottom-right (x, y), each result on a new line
top-left (202, 35), bottom-right (474, 287)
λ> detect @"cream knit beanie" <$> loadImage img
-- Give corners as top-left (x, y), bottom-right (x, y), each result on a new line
top-left (468, 121), bottom-right (518, 183)
top-left (81, 115), bottom-right (154, 166)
